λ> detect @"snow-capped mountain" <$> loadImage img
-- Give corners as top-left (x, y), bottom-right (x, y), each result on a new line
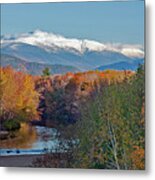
top-left (1, 30), bottom-right (144, 58)
top-left (1, 30), bottom-right (144, 72)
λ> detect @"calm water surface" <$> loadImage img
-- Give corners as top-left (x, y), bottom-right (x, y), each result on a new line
top-left (0, 124), bottom-right (60, 156)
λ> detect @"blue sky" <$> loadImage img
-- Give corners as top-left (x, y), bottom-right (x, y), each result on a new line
top-left (1, 1), bottom-right (144, 45)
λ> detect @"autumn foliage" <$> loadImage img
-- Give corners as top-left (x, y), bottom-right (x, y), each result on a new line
top-left (67, 65), bottom-right (145, 170)
top-left (131, 146), bottom-right (145, 169)
top-left (0, 66), bottom-right (40, 123)
top-left (0, 65), bottom-right (144, 169)
top-left (34, 69), bottom-right (134, 126)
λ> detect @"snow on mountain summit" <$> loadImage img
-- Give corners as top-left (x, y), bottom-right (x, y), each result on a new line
top-left (1, 30), bottom-right (144, 58)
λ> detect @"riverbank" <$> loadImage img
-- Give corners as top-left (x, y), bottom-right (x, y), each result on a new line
top-left (0, 153), bottom-right (68, 167)
top-left (0, 154), bottom-right (44, 167)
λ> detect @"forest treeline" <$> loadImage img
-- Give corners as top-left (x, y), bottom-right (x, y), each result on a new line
top-left (68, 65), bottom-right (145, 169)
top-left (0, 65), bottom-right (144, 169)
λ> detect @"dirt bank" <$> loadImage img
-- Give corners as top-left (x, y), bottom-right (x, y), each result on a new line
top-left (0, 154), bottom-right (44, 167)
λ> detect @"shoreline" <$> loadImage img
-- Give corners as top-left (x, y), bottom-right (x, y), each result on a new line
top-left (0, 154), bottom-right (44, 167)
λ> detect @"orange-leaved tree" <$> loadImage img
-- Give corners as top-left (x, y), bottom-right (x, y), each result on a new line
top-left (0, 66), bottom-right (40, 125)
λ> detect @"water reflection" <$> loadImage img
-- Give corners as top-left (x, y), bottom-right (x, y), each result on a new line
top-left (0, 123), bottom-right (59, 155)
top-left (0, 123), bottom-right (37, 149)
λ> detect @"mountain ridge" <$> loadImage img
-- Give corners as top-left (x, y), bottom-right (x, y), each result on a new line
top-left (1, 54), bottom-right (80, 75)
top-left (1, 30), bottom-right (144, 72)
top-left (96, 59), bottom-right (144, 71)
top-left (1, 30), bottom-right (144, 58)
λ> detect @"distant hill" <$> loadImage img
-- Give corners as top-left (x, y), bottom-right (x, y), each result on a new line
top-left (96, 59), bottom-right (144, 71)
top-left (1, 54), bottom-right (80, 75)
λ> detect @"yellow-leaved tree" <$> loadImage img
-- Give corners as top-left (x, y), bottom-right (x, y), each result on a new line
top-left (0, 66), bottom-right (40, 130)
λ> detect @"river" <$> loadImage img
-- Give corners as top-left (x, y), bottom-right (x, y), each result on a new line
top-left (0, 124), bottom-right (62, 156)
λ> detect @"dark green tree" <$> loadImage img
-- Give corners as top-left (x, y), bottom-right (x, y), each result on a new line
top-left (42, 67), bottom-right (50, 76)
top-left (69, 65), bottom-right (145, 169)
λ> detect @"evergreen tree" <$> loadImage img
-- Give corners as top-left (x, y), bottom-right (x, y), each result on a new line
top-left (42, 67), bottom-right (50, 76)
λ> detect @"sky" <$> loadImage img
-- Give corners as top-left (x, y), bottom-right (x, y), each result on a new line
top-left (1, 1), bottom-right (144, 45)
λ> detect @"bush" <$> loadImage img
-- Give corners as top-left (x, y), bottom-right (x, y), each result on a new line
top-left (3, 119), bottom-right (21, 131)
